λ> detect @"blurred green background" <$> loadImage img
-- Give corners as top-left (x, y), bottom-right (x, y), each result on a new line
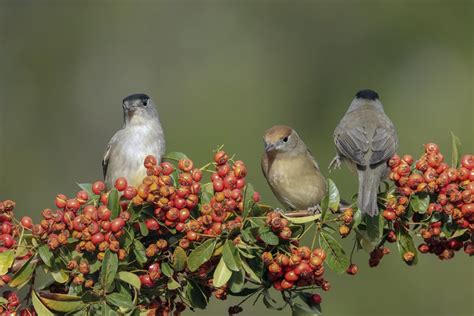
top-left (0, 1), bottom-right (472, 315)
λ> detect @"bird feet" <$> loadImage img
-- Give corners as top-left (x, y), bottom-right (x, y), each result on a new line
top-left (307, 205), bottom-right (322, 215)
top-left (329, 155), bottom-right (342, 172)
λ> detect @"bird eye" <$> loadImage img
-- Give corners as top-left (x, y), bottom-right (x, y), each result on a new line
top-left (283, 136), bottom-right (289, 143)
top-left (143, 99), bottom-right (148, 106)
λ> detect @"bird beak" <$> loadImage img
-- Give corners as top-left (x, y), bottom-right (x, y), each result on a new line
top-left (265, 142), bottom-right (277, 152)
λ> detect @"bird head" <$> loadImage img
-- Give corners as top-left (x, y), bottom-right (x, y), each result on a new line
top-left (347, 89), bottom-right (384, 113)
top-left (263, 125), bottom-right (300, 153)
top-left (122, 93), bottom-right (159, 125)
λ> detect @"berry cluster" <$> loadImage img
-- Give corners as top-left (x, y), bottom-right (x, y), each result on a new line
top-left (0, 200), bottom-right (19, 254)
top-left (265, 211), bottom-right (292, 240)
top-left (263, 246), bottom-right (329, 293)
top-left (386, 144), bottom-right (473, 260)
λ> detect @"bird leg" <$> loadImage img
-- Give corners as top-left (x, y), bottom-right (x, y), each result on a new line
top-left (329, 155), bottom-right (342, 172)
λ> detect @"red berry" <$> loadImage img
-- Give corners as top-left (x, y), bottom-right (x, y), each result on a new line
top-left (214, 151), bottom-right (228, 165)
top-left (280, 279), bottom-right (294, 290)
top-left (0, 234), bottom-right (14, 248)
top-left (424, 143), bottom-right (439, 154)
top-left (145, 218), bottom-right (160, 231)
top-left (140, 274), bottom-right (154, 287)
top-left (213, 180), bottom-right (224, 192)
top-left (346, 263), bottom-right (359, 275)
top-left (92, 181), bottom-right (106, 194)
top-left (461, 155), bottom-right (474, 170)
top-left (123, 186), bottom-right (137, 200)
top-left (311, 294), bottom-right (322, 305)
top-left (55, 194), bottom-right (67, 208)
top-left (20, 216), bottom-right (33, 229)
top-left (91, 233), bottom-right (105, 245)
top-left (114, 177), bottom-right (128, 191)
top-left (284, 270), bottom-right (299, 282)
top-left (144, 155), bottom-right (157, 168)
top-left (110, 218), bottom-right (125, 233)
top-left (160, 162), bottom-right (174, 175)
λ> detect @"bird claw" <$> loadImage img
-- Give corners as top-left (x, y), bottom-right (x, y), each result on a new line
top-left (274, 208), bottom-right (285, 215)
top-left (329, 156), bottom-right (342, 172)
top-left (307, 205), bottom-right (322, 215)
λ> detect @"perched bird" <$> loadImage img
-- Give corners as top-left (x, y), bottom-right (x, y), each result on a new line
top-left (103, 93), bottom-right (166, 189)
top-left (261, 125), bottom-right (327, 214)
top-left (330, 89), bottom-right (398, 216)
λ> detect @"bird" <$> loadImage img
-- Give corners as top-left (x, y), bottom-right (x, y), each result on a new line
top-left (330, 89), bottom-right (398, 216)
top-left (103, 93), bottom-right (166, 189)
top-left (261, 125), bottom-right (327, 215)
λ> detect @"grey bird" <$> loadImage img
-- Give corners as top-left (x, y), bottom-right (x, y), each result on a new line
top-left (103, 93), bottom-right (165, 189)
top-left (262, 125), bottom-right (327, 214)
top-left (330, 90), bottom-right (398, 216)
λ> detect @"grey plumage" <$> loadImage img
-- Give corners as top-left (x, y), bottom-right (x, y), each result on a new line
top-left (103, 93), bottom-right (165, 189)
top-left (331, 90), bottom-right (398, 216)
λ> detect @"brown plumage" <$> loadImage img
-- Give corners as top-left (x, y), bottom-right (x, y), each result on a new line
top-left (261, 125), bottom-right (327, 212)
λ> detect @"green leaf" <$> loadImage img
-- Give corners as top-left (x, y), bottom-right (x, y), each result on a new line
top-left (0, 250), bottom-right (15, 275)
top-left (173, 247), bottom-right (187, 272)
top-left (241, 227), bottom-right (257, 244)
top-left (351, 207), bottom-right (362, 229)
top-left (355, 230), bottom-right (375, 253)
top-left (0, 297), bottom-right (7, 305)
top-left (327, 179), bottom-right (340, 212)
top-left (38, 292), bottom-right (82, 313)
top-left (9, 255), bottom-right (37, 288)
top-left (411, 194), bottom-right (430, 214)
top-left (106, 292), bottom-right (135, 310)
top-left (163, 151), bottom-right (189, 162)
top-left (38, 244), bottom-right (54, 267)
top-left (319, 231), bottom-right (350, 273)
top-left (213, 257), bottom-right (232, 287)
top-left (187, 239), bottom-right (217, 272)
top-left (292, 304), bottom-right (321, 316)
top-left (138, 222), bottom-right (149, 237)
top-left (32, 290), bottom-right (55, 316)
top-left (241, 259), bottom-right (261, 284)
top-left (450, 132), bottom-right (462, 168)
top-left (108, 189), bottom-right (120, 219)
top-left (101, 302), bottom-right (119, 316)
top-left (133, 240), bottom-right (147, 265)
top-left (167, 278), bottom-right (181, 290)
top-left (185, 280), bottom-right (208, 309)
top-left (78, 183), bottom-right (93, 196)
top-left (242, 184), bottom-right (255, 219)
top-left (258, 227), bottom-right (279, 246)
top-left (365, 213), bottom-right (384, 242)
top-left (161, 262), bottom-right (173, 278)
top-left (282, 213), bottom-right (321, 224)
top-left (449, 228), bottom-right (469, 239)
top-left (396, 227), bottom-right (418, 265)
top-left (100, 250), bottom-right (118, 292)
top-left (228, 268), bottom-right (245, 293)
top-left (320, 194), bottom-right (330, 221)
top-left (51, 268), bottom-right (69, 284)
top-left (222, 240), bottom-right (241, 272)
top-left (200, 183), bottom-right (214, 205)
top-left (117, 271), bottom-right (141, 290)
top-left (292, 292), bottom-right (322, 315)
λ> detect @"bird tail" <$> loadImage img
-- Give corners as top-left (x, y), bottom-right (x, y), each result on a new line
top-left (357, 166), bottom-right (385, 216)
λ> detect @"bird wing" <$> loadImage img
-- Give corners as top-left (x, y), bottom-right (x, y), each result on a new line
top-left (102, 143), bottom-right (111, 179)
top-left (369, 126), bottom-right (398, 165)
top-left (102, 133), bottom-right (119, 178)
top-left (306, 149), bottom-right (320, 170)
top-left (334, 126), bottom-right (369, 166)
top-left (261, 153), bottom-right (269, 179)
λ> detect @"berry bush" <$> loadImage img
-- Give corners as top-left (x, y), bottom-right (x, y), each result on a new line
top-left (0, 137), bottom-right (472, 315)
